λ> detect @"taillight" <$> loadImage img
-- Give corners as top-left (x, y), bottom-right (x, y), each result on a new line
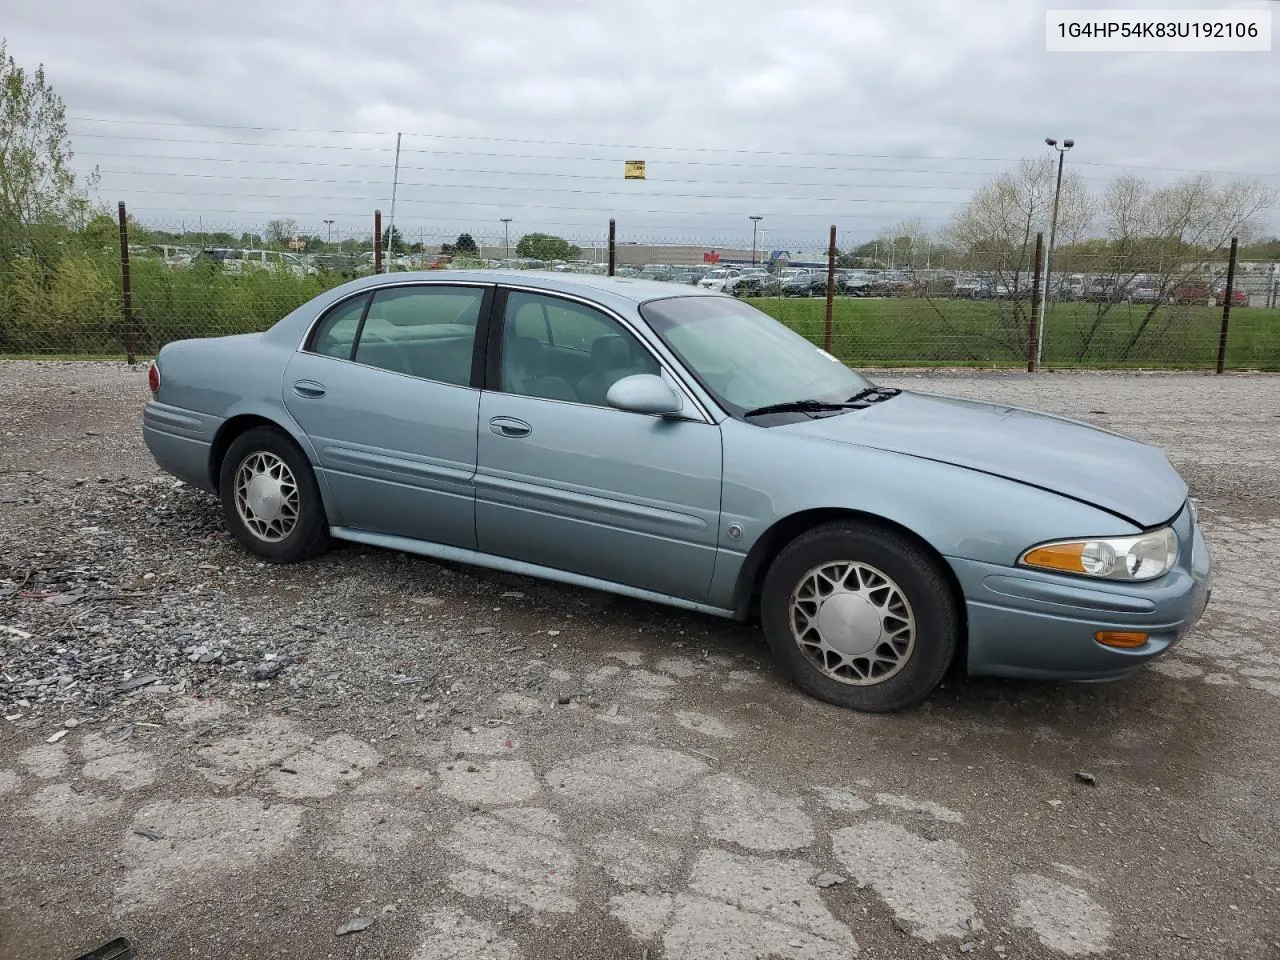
top-left (148, 363), bottom-right (160, 392)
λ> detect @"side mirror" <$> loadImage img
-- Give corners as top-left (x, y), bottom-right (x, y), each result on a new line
top-left (606, 374), bottom-right (684, 416)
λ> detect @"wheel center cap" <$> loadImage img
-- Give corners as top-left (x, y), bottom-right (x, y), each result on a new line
top-left (247, 474), bottom-right (282, 521)
top-left (816, 593), bottom-right (883, 657)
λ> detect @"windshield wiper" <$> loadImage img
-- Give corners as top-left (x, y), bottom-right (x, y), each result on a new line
top-left (846, 386), bottom-right (901, 403)
top-left (743, 399), bottom-right (871, 417)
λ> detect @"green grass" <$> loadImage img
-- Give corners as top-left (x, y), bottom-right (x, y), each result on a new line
top-left (746, 296), bottom-right (1280, 370)
top-left (2, 255), bottom-right (1277, 371)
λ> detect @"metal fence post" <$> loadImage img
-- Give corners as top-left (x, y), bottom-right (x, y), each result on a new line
top-left (824, 225), bottom-right (836, 353)
top-left (608, 219), bottom-right (616, 276)
top-left (1027, 232), bottom-right (1045, 372)
top-left (374, 210), bottom-right (383, 274)
top-left (1216, 236), bottom-right (1239, 375)
top-left (117, 201), bottom-right (137, 364)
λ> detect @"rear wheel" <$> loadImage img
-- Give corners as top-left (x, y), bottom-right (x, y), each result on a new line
top-left (760, 521), bottom-right (959, 712)
top-left (219, 426), bottom-right (330, 563)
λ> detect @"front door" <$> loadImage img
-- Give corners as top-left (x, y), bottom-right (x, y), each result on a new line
top-left (282, 283), bottom-right (491, 548)
top-left (475, 289), bottom-right (722, 602)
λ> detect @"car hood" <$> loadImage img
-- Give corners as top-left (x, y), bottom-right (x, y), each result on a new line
top-left (780, 391), bottom-right (1187, 528)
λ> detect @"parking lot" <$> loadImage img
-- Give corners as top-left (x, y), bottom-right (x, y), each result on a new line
top-left (1, 362), bottom-right (1278, 960)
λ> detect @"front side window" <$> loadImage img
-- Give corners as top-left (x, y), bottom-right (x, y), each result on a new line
top-left (500, 291), bottom-right (659, 406)
top-left (352, 286), bottom-right (485, 385)
top-left (640, 296), bottom-right (870, 417)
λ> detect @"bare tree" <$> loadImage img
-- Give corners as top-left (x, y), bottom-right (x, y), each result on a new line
top-left (944, 156), bottom-right (1094, 357)
top-left (265, 218), bottom-right (299, 248)
top-left (1069, 174), bottom-right (1276, 360)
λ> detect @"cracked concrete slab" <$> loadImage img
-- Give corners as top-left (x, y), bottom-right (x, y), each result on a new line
top-left (116, 798), bottom-right (305, 912)
top-left (545, 747), bottom-right (708, 807)
top-left (1012, 872), bottom-right (1112, 956)
top-left (832, 819), bottom-right (980, 942)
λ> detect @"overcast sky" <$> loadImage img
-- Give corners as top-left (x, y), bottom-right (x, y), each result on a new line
top-left (4, 0), bottom-right (1278, 248)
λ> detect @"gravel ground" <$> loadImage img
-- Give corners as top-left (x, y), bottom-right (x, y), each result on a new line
top-left (1, 361), bottom-right (1277, 960)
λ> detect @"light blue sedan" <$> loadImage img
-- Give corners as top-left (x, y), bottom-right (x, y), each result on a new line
top-left (143, 271), bottom-right (1212, 711)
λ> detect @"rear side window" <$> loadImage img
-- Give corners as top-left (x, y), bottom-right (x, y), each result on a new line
top-left (353, 286), bottom-right (485, 385)
top-left (309, 294), bottom-right (369, 359)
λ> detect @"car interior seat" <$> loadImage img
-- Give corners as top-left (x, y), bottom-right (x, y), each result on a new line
top-left (577, 335), bottom-right (648, 407)
top-left (504, 334), bottom-right (578, 402)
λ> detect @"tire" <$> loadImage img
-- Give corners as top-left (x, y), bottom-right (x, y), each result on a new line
top-left (218, 425), bottom-right (331, 563)
top-left (760, 521), bottom-right (959, 712)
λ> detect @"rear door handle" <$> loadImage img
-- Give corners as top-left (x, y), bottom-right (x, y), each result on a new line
top-left (489, 416), bottom-right (531, 438)
top-left (293, 380), bottom-right (326, 399)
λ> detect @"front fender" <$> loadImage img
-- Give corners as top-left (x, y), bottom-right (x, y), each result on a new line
top-left (708, 418), bottom-right (1140, 613)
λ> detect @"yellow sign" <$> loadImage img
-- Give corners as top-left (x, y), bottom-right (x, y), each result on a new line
top-left (624, 160), bottom-right (646, 180)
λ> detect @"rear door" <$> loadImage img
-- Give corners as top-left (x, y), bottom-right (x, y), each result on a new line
top-left (282, 282), bottom-right (492, 548)
top-left (474, 288), bottom-right (723, 602)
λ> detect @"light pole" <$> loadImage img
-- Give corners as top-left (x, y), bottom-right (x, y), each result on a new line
top-left (749, 216), bottom-right (763, 266)
top-left (1039, 137), bottom-right (1074, 367)
top-left (323, 219), bottom-right (334, 249)
top-left (501, 218), bottom-right (512, 259)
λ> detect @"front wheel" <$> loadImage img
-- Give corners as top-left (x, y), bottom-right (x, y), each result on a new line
top-left (760, 522), bottom-right (959, 712)
top-left (219, 426), bottom-right (331, 563)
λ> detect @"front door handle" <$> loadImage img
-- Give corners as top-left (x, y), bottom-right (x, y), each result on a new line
top-left (293, 380), bottom-right (326, 399)
top-left (489, 416), bottom-right (532, 438)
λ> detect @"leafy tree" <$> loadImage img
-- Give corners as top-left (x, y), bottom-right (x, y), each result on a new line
top-left (0, 40), bottom-right (96, 261)
top-left (455, 232), bottom-right (478, 254)
top-left (515, 232), bottom-right (580, 261)
top-left (265, 218), bottom-right (298, 248)
top-left (381, 225), bottom-right (405, 251)
top-left (239, 232), bottom-right (263, 248)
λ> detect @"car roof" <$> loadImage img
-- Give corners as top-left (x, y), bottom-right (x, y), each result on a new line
top-left (312, 268), bottom-right (726, 307)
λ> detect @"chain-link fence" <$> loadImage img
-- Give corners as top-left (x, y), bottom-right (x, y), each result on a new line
top-left (2, 209), bottom-right (1277, 369)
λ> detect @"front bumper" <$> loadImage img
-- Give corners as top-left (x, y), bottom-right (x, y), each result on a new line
top-left (950, 504), bottom-right (1212, 681)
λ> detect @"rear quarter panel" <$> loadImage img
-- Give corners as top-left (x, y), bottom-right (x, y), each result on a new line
top-left (146, 334), bottom-right (325, 503)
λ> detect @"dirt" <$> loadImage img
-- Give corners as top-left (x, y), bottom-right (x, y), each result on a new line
top-left (0, 361), bottom-right (1277, 960)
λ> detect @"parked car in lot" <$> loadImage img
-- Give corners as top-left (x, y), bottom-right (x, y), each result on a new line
top-left (143, 271), bottom-right (1212, 712)
top-left (1214, 284), bottom-right (1249, 308)
top-left (1172, 281), bottom-right (1212, 306)
top-left (837, 270), bottom-right (874, 296)
top-left (781, 269), bottom-right (824, 297)
top-left (1085, 278), bottom-right (1124, 303)
top-left (639, 264), bottom-right (675, 282)
top-left (724, 267), bottom-right (770, 296)
top-left (1054, 275), bottom-right (1085, 301)
top-left (697, 267), bottom-right (742, 292)
top-left (1127, 276), bottom-right (1164, 304)
top-left (311, 253), bottom-right (372, 278)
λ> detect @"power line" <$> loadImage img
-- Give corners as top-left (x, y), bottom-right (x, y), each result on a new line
top-left (91, 169), bottom-right (983, 199)
top-left (76, 152), bottom-right (1126, 186)
top-left (67, 116), bottom-right (1022, 163)
top-left (66, 116), bottom-right (1280, 179)
top-left (104, 189), bottom-right (958, 216)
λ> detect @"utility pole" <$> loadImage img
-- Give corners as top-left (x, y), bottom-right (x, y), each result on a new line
top-left (386, 132), bottom-right (402, 266)
top-left (749, 216), bottom-right (763, 266)
top-left (501, 218), bottom-right (512, 259)
top-left (323, 219), bottom-right (334, 249)
top-left (1039, 137), bottom-right (1075, 367)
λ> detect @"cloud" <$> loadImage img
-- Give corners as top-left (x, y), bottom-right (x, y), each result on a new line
top-left (4, 0), bottom-right (1277, 245)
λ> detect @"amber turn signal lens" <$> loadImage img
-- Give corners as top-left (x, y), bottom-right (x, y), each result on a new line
top-left (1095, 631), bottom-right (1149, 649)
top-left (1021, 543), bottom-right (1086, 574)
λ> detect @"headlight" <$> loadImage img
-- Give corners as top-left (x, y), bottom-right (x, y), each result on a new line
top-left (1019, 527), bottom-right (1179, 582)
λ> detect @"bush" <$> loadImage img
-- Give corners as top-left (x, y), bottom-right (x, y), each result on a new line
top-left (0, 254), bottom-right (121, 353)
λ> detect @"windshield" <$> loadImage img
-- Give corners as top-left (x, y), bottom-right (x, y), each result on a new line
top-left (640, 296), bottom-right (871, 417)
